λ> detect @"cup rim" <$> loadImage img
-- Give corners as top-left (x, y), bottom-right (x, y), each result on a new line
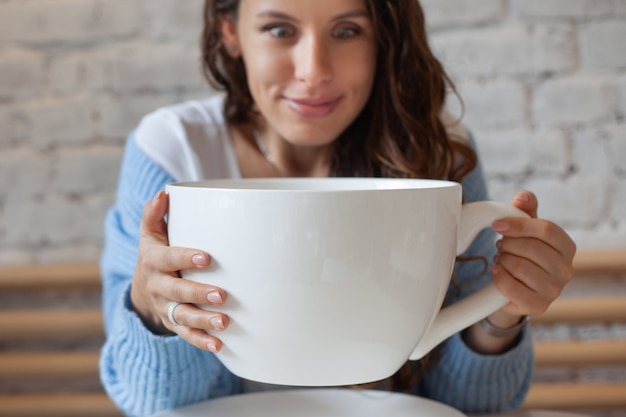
top-left (167, 177), bottom-right (460, 192)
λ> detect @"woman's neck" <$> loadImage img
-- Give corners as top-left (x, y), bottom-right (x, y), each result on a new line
top-left (255, 126), bottom-right (333, 178)
top-left (229, 123), bottom-right (333, 178)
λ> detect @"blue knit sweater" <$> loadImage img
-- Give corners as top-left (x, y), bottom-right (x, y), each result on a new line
top-left (99, 99), bottom-right (533, 417)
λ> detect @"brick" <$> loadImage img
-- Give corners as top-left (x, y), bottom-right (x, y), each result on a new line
top-left (94, 95), bottom-right (180, 139)
top-left (93, 42), bottom-right (207, 93)
top-left (530, 24), bottom-right (578, 74)
top-left (572, 128), bottom-right (614, 175)
top-left (533, 76), bottom-right (613, 127)
top-left (142, 0), bottom-right (205, 41)
top-left (613, 179), bottom-right (626, 228)
top-left (473, 129), bottom-right (532, 177)
top-left (84, 193), bottom-right (116, 241)
top-left (0, 105), bottom-right (30, 146)
top-left (616, 0), bottom-right (626, 15)
top-left (580, 21), bottom-right (626, 70)
top-left (528, 129), bottom-right (570, 175)
top-left (523, 175), bottom-right (610, 227)
top-left (47, 53), bottom-right (89, 96)
top-left (0, 148), bottom-right (52, 197)
top-left (453, 80), bottom-right (528, 129)
top-left (431, 24), bottom-right (535, 77)
top-left (605, 125), bottom-right (626, 175)
top-left (617, 75), bottom-right (626, 118)
top-left (0, 249), bottom-right (35, 266)
top-left (0, 48), bottom-right (45, 99)
top-left (420, 0), bottom-right (505, 29)
top-left (568, 226), bottom-right (626, 250)
top-left (48, 49), bottom-right (128, 95)
top-left (510, 0), bottom-right (615, 20)
top-left (482, 178), bottom-right (515, 203)
top-left (52, 146), bottom-right (123, 194)
top-left (0, 0), bottom-right (140, 44)
top-left (3, 194), bottom-right (94, 245)
top-left (35, 244), bottom-right (103, 264)
top-left (26, 97), bottom-right (95, 148)
top-left (434, 22), bottom-right (576, 77)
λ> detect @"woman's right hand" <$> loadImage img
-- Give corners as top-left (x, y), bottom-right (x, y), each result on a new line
top-left (130, 190), bottom-right (229, 352)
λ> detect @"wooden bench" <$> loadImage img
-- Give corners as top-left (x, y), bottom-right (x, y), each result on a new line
top-left (522, 249), bottom-right (626, 412)
top-left (0, 263), bottom-right (119, 417)
top-left (0, 250), bottom-right (625, 416)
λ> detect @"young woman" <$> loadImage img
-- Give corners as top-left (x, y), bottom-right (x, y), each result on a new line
top-left (99, 0), bottom-right (577, 416)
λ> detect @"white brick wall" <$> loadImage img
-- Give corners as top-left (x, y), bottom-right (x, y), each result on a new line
top-left (0, 0), bottom-right (624, 262)
top-left (427, 0), bottom-right (625, 250)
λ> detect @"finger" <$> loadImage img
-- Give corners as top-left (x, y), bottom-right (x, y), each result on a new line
top-left (491, 263), bottom-right (553, 316)
top-left (167, 302), bottom-right (229, 332)
top-left (159, 276), bottom-right (226, 307)
top-left (140, 191), bottom-right (169, 244)
top-left (141, 244), bottom-right (211, 275)
top-left (492, 218), bottom-right (576, 261)
top-left (497, 237), bottom-right (574, 289)
top-left (510, 190), bottom-right (538, 219)
top-left (171, 325), bottom-right (224, 353)
top-left (495, 251), bottom-right (562, 302)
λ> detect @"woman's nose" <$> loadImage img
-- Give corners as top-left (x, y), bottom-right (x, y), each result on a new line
top-left (294, 35), bottom-right (332, 87)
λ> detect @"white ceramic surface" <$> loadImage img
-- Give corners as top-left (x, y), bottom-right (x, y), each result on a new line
top-left (477, 412), bottom-right (591, 417)
top-left (151, 388), bottom-right (467, 417)
top-left (166, 178), bottom-right (527, 386)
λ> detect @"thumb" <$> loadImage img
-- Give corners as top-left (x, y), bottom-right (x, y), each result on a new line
top-left (510, 190), bottom-right (538, 219)
top-left (140, 190), bottom-right (170, 244)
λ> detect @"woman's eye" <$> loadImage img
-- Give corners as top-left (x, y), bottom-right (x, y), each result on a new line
top-left (268, 25), bottom-right (295, 39)
top-left (334, 27), bottom-right (359, 40)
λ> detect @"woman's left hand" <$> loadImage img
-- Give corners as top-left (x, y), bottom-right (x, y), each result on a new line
top-left (491, 190), bottom-right (577, 317)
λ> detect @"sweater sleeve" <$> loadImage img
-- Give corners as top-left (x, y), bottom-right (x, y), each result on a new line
top-left (414, 133), bottom-right (534, 414)
top-left (99, 133), bottom-right (239, 417)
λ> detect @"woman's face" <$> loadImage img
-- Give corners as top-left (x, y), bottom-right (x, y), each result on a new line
top-left (224, 0), bottom-right (377, 147)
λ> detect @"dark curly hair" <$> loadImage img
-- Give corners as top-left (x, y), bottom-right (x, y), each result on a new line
top-left (200, 0), bottom-right (478, 392)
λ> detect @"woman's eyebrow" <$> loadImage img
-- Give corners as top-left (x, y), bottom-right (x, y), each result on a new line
top-left (256, 10), bottom-right (298, 22)
top-left (256, 9), bottom-right (369, 22)
top-left (331, 10), bottom-right (370, 22)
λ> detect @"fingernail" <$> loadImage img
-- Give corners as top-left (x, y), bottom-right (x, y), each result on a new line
top-left (496, 239), bottom-right (502, 249)
top-left (207, 291), bottom-right (223, 304)
top-left (210, 316), bottom-right (224, 330)
top-left (491, 265), bottom-right (499, 275)
top-left (192, 253), bottom-right (208, 267)
top-left (492, 221), bottom-right (510, 232)
top-left (207, 341), bottom-right (217, 352)
top-left (493, 254), bottom-right (500, 264)
top-left (514, 193), bottom-right (529, 203)
top-left (152, 190), bottom-right (162, 206)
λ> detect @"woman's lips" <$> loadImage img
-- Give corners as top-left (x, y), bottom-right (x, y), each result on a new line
top-left (285, 96), bottom-right (342, 118)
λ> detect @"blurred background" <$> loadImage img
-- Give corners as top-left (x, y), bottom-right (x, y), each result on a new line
top-left (0, 0), bottom-right (624, 263)
top-left (0, 1), bottom-right (624, 416)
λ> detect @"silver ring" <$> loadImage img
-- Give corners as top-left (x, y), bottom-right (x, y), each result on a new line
top-left (167, 301), bottom-right (182, 327)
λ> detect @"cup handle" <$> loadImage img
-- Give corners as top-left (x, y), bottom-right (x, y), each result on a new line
top-left (408, 201), bottom-right (529, 360)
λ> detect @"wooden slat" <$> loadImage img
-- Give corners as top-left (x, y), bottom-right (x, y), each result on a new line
top-left (572, 249), bottom-right (626, 275)
top-left (0, 310), bottom-right (103, 340)
top-left (3, 342), bottom-right (624, 382)
top-left (532, 297), bottom-right (626, 324)
top-left (0, 393), bottom-right (123, 417)
top-left (0, 263), bottom-right (101, 290)
top-left (534, 340), bottom-right (626, 366)
top-left (0, 248), bottom-right (620, 290)
top-left (522, 383), bottom-right (626, 410)
top-left (0, 352), bottom-right (99, 380)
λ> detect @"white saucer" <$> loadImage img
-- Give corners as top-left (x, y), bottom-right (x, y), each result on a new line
top-left (153, 388), bottom-right (467, 417)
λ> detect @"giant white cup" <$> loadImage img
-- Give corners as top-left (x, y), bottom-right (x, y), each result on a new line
top-left (166, 178), bottom-right (527, 386)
